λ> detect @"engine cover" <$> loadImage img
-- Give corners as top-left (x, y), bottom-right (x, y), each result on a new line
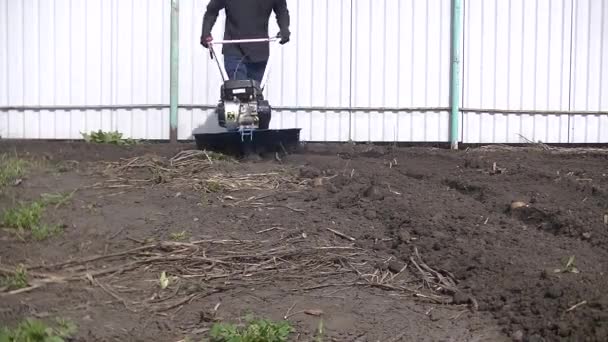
top-left (220, 101), bottom-right (260, 131)
top-left (215, 80), bottom-right (272, 131)
top-left (220, 80), bottom-right (264, 102)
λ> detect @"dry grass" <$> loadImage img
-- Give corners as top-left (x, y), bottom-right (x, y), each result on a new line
top-left (0, 237), bottom-right (470, 312)
top-left (475, 143), bottom-right (608, 155)
top-left (93, 150), bottom-right (306, 193)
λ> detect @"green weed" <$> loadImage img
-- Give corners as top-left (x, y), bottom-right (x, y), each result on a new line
top-left (1, 265), bottom-right (28, 291)
top-left (314, 319), bottom-right (324, 342)
top-left (204, 181), bottom-right (223, 193)
top-left (0, 154), bottom-right (28, 188)
top-left (170, 231), bottom-right (188, 241)
top-left (40, 191), bottom-right (75, 208)
top-left (0, 317), bottom-right (77, 342)
top-left (1, 194), bottom-right (70, 241)
top-left (81, 130), bottom-right (138, 145)
top-left (209, 316), bottom-right (292, 342)
top-left (554, 255), bottom-right (580, 274)
top-left (2, 201), bottom-right (45, 231)
top-left (29, 225), bottom-right (63, 241)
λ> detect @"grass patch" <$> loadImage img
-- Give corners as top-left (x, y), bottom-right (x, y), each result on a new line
top-left (203, 180), bottom-right (223, 193)
top-left (81, 130), bottom-right (138, 145)
top-left (204, 151), bottom-right (233, 162)
top-left (169, 230), bottom-right (188, 241)
top-left (1, 192), bottom-right (72, 241)
top-left (0, 318), bottom-right (77, 342)
top-left (2, 201), bottom-right (45, 230)
top-left (0, 154), bottom-right (28, 188)
top-left (209, 316), bottom-right (292, 342)
top-left (40, 191), bottom-right (75, 208)
top-left (1, 265), bottom-right (28, 291)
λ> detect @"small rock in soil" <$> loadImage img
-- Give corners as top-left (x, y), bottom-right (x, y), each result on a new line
top-left (398, 230), bottom-right (411, 243)
top-left (511, 330), bottom-right (523, 341)
top-left (530, 305), bottom-right (540, 315)
top-left (498, 316), bottom-right (509, 325)
top-left (274, 193), bottom-right (288, 201)
top-left (557, 322), bottom-right (571, 337)
top-left (545, 285), bottom-right (563, 299)
top-left (327, 183), bottom-right (338, 193)
top-left (582, 232), bottom-right (592, 240)
top-left (540, 269), bottom-right (558, 279)
top-left (431, 212), bottom-right (444, 222)
top-left (364, 210), bottom-right (377, 220)
top-left (375, 261), bottom-right (388, 271)
top-left (526, 335), bottom-right (545, 342)
top-left (362, 185), bottom-right (384, 200)
top-left (510, 201), bottom-right (528, 210)
top-left (299, 166), bottom-right (321, 178)
top-left (432, 230), bottom-right (449, 240)
top-left (356, 240), bottom-right (373, 249)
top-left (452, 291), bottom-right (472, 305)
top-left (304, 309), bottom-right (324, 317)
top-left (313, 177), bottom-right (324, 187)
top-left (305, 192), bottom-right (320, 202)
top-left (388, 261), bottom-right (405, 273)
top-left (473, 252), bottom-right (486, 264)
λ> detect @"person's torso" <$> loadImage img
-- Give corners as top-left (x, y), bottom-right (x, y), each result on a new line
top-left (224, 0), bottom-right (275, 38)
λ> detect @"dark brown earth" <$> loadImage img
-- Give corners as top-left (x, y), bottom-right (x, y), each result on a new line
top-left (1, 141), bottom-right (607, 342)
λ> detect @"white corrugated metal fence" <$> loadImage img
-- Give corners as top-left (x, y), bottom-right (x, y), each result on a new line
top-left (1, 0), bottom-right (606, 143)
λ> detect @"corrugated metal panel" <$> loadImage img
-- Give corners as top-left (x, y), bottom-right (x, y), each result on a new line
top-left (272, 0), bottom-right (351, 142)
top-left (0, 0), bottom-right (170, 140)
top-left (462, 113), bottom-right (570, 143)
top-left (569, 0), bottom-right (608, 143)
top-left (349, 0), bottom-right (451, 142)
top-left (570, 114), bottom-right (608, 143)
top-left (461, 0), bottom-right (574, 143)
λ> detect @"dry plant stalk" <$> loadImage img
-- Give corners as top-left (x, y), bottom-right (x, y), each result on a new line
top-left (410, 247), bottom-right (457, 292)
top-left (1, 238), bottom-right (465, 312)
top-left (477, 143), bottom-right (608, 155)
top-left (96, 151), bottom-right (306, 193)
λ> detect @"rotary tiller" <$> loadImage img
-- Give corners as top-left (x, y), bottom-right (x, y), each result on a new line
top-left (193, 37), bottom-right (301, 156)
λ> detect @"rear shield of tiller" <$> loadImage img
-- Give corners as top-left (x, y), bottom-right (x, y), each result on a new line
top-left (193, 128), bottom-right (301, 156)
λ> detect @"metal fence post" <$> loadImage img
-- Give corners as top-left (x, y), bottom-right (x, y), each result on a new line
top-left (450, 0), bottom-right (462, 150)
top-left (170, 0), bottom-right (179, 142)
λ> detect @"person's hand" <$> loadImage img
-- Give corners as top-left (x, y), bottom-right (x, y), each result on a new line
top-left (200, 35), bottom-right (213, 48)
top-left (276, 31), bottom-right (290, 45)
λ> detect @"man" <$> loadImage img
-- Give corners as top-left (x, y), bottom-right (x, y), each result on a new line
top-left (200, 0), bottom-right (291, 84)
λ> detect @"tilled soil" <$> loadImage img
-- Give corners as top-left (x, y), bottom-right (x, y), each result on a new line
top-left (0, 141), bottom-right (607, 342)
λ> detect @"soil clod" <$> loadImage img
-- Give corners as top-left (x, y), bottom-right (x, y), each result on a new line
top-left (545, 286), bottom-right (564, 299)
top-left (363, 185), bottom-right (384, 201)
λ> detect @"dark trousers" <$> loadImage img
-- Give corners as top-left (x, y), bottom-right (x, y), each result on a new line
top-left (223, 54), bottom-right (268, 83)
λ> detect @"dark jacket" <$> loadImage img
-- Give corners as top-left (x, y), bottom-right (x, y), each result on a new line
top-left (201, 0), bottom-right (290, 63)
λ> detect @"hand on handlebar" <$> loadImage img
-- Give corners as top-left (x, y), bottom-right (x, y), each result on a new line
top-left (276, 31), bottom-right (290, 45)
top-left (200, 35), bottom-right (213, 48)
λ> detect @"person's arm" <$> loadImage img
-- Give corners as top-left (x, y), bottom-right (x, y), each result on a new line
top-left (273, 0), bottom-right (290, 44)
top-left (200, 0), bottom-right (225, 46)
